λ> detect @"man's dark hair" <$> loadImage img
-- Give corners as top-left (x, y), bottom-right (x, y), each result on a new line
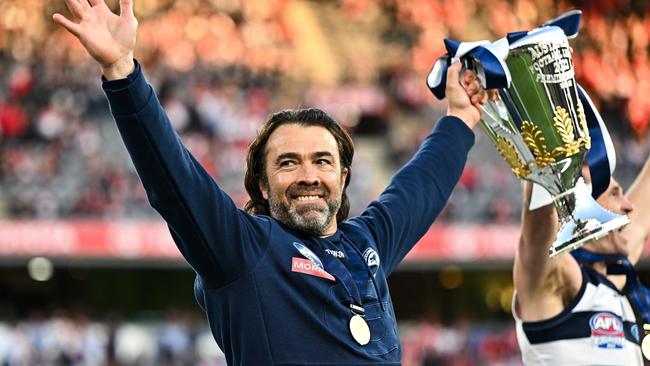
top-left (244, 108), bottom-right (354, 223)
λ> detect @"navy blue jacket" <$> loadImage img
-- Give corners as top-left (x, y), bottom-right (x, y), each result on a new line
top-left (102, 62), bottom-right (475, 365)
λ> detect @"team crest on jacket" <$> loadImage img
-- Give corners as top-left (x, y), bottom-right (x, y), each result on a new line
top-left (589, 312), bottom-right (624, 349)
top-left (362, 248), bottom-right (380, 275)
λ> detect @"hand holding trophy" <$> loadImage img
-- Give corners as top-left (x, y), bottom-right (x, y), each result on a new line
top-left (428, 10), bottom-right (630, 257)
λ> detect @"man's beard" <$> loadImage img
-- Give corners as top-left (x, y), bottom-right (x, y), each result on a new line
top-left (268, 190), bottom-right (341, 236)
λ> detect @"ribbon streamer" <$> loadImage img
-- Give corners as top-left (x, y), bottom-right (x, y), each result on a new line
top-left (578, 85), bottom-right (617, 198)
top-left (426, 39), bottom-right (510, 100)
top-left (541, 9), bottom-right (582, 38)
top-left (427, 10), bottom-right (582, 101)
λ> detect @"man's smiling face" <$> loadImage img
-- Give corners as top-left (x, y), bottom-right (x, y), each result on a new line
top-left (260, 123), bottom-right (348, 236)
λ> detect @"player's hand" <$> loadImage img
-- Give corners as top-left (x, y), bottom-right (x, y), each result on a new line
top-left (445, 62), bottom-right (492, 129)
top-left (53, 0), bottom-right (137, 80)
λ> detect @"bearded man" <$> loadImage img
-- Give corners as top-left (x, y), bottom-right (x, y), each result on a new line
top-left (53, 0), bottom-right (489, 364)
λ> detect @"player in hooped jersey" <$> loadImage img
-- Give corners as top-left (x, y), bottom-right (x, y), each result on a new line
top-left (514, 160), bottom-right (650, 365)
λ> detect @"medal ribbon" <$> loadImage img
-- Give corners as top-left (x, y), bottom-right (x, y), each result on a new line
top-left (572, 248), bottom-right (650, 323)
top-left (307, 241), bottom-right (366, 312)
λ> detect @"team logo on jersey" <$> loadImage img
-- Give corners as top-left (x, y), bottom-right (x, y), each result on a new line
top-left (632, 324), bottom-right (639, 342)
top-left (293, 242), bottom-right (323, 268)
top-left (362, 248), bottom-right (380, 275)
top-left (589, 312), bottom-right (624, 349)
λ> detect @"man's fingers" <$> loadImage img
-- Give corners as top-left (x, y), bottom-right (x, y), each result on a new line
top-left (52, 13), bottom-right (82, 37)
top-left (88, 0), bottom-right (103, 6)
top-left (471, 89), bottom-right (487, 106)
top-left (462, 70), bottom-right (476, 86)
top-left (120, 0), bottom-right (134, 18)
top-left (480, 90), bottom-right (488, 105)
top-left (446, 61), bottom-right (463, 86)
top-left (63, 0), bottom-right (85, 19)
top-left (75, 0), bottom-right (92, 11)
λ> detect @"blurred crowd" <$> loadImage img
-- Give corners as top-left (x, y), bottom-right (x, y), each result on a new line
top-left (1, 0), bottom-right (649, 223)
top-left (400, 320), bottom-right (521, 366)
top-left (0, 310), bottom-right (226, 366)
top-left (0, 310), bottom-right (520, 366)
top-left (1, 2), bottom-right (648, 365)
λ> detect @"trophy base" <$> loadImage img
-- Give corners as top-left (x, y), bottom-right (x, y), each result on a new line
top-left (548, 215), bottom-right (630, 258)
top-left (548, 178), bottom-right (630, 258)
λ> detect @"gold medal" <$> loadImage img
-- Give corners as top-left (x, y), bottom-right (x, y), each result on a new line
top-left (349, 314), bottom-right (370, 345)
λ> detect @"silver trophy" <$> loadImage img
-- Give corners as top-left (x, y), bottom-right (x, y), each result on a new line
top-left (478, 26), bottom-right (629, 257)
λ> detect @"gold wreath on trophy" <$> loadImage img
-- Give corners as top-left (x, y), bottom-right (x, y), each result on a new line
top-left (495, 137), bottom-right (532, 178)
top-left (496, 105), bottom-right (592, 179)
top-left (521, 121), bottom-right (555, 168)
top-left (576, 101), bottom-right (591, 150)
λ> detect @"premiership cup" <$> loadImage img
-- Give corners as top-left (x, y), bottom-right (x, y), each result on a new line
top-left (478, 26), bottom-right (629, 257)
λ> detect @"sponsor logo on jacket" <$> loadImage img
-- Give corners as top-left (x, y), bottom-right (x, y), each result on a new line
top-left (291, 257), bottom-right (335, 281)
top-left (291, 242), bottom-right (334, 281)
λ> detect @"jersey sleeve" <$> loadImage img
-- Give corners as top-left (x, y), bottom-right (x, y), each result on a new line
top-left (102, 61), bottom-right (270, 288)
top-left (348, 117), bottom-right (474, 274)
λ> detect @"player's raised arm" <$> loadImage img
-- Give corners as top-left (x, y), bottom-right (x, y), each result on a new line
top-left (514, 182), bottom-right (581, 321)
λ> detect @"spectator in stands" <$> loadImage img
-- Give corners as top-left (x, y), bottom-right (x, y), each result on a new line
top-left (513, 158), bottom-right (650, 364)
top-left (52, 0), bottom-right (489, 363)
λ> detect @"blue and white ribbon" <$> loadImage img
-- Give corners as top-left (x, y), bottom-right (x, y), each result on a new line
top-left (426, 38), bottom-right (511, 100)
top-left (507, 9), bottom-right (582, 45)
top-left (541, 9), bottom-right (582, 38)
top-left (578, 85), bottom-right (617, 198)
top-left (426, 10), bottom-right (582, 101)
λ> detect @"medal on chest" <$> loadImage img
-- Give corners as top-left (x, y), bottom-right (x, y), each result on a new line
top-left (349, 313), bottom-right (370, 345)
top-left (299, 239), bottom-right (376, 346)
top-left (349, 303), bottom-right (371, 345)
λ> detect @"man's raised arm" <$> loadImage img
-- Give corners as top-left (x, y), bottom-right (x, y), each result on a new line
top-left (52, 0), bottom-right (269, 287)
top-left (53, 0), bottom-right (137, 80)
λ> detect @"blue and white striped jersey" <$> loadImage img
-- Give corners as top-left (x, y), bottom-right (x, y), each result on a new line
top-left (513, 265), bottom-right (643, 365)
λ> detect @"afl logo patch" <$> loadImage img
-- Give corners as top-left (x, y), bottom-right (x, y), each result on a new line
top-left (589, 312), bottom-right (624, 349)
top-left (362, 248), bottom-right (380, 274)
